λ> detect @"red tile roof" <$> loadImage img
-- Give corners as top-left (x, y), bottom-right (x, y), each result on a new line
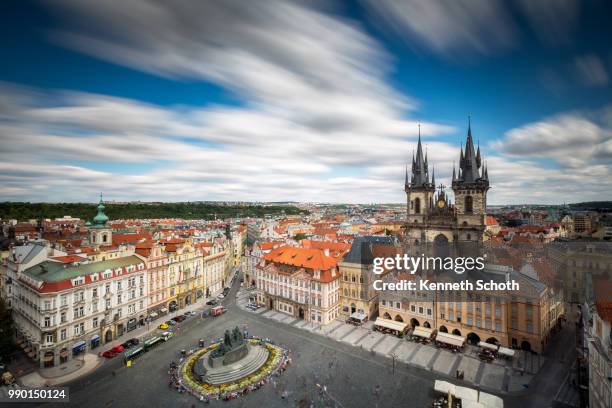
top-left (263, 246), bottom-right (337, 271)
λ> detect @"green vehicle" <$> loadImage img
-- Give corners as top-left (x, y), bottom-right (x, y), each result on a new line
top-left (123, 345), bottom-right (145, 362)
top-left (143, 336), bottom-right (163, 350)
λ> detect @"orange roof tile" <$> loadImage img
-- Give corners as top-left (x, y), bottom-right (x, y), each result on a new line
top-left (263, 246), bottom-right (337, 271)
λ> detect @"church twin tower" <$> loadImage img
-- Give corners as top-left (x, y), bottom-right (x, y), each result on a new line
top-left (404, 118), bottom-right (490, 244)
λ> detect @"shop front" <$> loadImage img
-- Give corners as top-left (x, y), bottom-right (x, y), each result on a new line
top-left (72, 340), bottom-right (86, 356)
top-left (59, 348), bottom-right (69, 364)
top-left (42, 351), bottom-right (55, 368)
top-left (90, 334), bottom-right (100, 349)
top-left (127, 318), bottom-right (138, 332)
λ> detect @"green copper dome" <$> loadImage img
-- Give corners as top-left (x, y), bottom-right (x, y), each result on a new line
top-left (92, 193), bottom-right (109, 228)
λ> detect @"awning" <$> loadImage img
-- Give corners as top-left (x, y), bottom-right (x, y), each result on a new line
top-left (434, 380), bottom-right (456, 395)
top-left (478, 341), bottom-right (499, 351)
top-left (72, 340), bottom-right (86, 351)
top-left (43, 354), bottom-right (54, 362)
top-left (413, 326), bottom-right (434, 339)
top-left (149, 312), bottom-right (158, 318)
top-left (435, 332), bottom-right (465, 347)
top-left (478, 392), bottom-right (504, 408)
top-left (349, 311), bottom-right (367, 321)
top-left (454, 386), bottom-right (479, 402)
top-left (160, 307), bottom-right (168, 313)
top-left (374, 317), bottom-right (408, 332)
top-left (498, 346), bottom-right (515, 357)
top-left (91, 334), bottom-right (100, 341)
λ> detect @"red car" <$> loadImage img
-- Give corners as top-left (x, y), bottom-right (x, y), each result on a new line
top-left (110, 345), bottom-right (125, 353)
top-left (102, 350), bottom-right (117, 358)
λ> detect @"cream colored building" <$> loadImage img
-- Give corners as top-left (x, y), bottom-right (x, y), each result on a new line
top-left (255, 246), bottom-right (341, 324)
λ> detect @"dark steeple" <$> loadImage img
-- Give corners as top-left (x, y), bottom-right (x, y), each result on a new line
top-left (456, 114), bottom-right (486, 185)
top-left (431, 165), bottom-right (435, 187)
top-left (452, 161), bottom-right (456, 181)
top-left (410, 123), bottom-right (430, 188)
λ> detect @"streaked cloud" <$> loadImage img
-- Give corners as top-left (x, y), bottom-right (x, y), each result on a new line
top-left (362, 0), bottom-right (517, 59)
top-left (574, 54), bottom-right (609, 87)
top-left (518, 0), bottom-right (580, 46)
top-left (0, 1), bottom-right (608, 205)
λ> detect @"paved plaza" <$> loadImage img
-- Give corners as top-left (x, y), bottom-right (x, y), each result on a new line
top-left (237, 289), bottom-right (539, 395)
top-left (5, 281), bottom-right (575, 408)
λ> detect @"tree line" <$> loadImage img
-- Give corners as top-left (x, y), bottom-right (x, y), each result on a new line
top-left (0, 202), bottom-right (306, 222)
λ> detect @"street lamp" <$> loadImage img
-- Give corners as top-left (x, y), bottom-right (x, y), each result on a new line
top-left (316, 383), bottom-right (345, 408)
top-left (390, 352), bottom-right (398, 375)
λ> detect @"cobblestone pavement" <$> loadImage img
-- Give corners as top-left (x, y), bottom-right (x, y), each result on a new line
top-left (237, 289), bottom-right (539, 395)
top-left (237, 288), bottom-right (578, 407)
top-left (7, 280), bottom-right (572, 408)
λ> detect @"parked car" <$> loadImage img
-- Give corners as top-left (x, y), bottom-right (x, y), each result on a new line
top-left (206, 299), bottom-right (218, 306)
top-left (171, 316), bottom-right (185, 323)
top-left (128, 338), bottom-right (140, 346)
top-left (166, 319), bottom-right (177, 325)
top-left (158, 322), bottom-right (169, 330)
top-left (121, 341), bottom-right (132, 349)
top-left (217, 293), bottom-right (225, 299)
top-left (110, 345), bottom-right (125, 353)
top-left (102, 351), bottom-right (117, 359)
top-left (223, 287), bottom-right (230, 295)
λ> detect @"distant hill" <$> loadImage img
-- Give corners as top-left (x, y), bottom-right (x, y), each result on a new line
top-left (568, 201), bottom-right (612, 210)
top-left (0, 202), bottom-right (306, 222)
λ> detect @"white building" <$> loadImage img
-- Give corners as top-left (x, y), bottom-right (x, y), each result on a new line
top-left (3, 243), bottom-right (148, 368)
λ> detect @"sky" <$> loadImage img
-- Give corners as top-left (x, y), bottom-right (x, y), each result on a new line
top-left (0, 0), bottom-right (611, 205)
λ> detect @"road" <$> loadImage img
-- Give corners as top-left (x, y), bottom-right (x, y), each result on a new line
top-left (31, 277), bottom-right (574, 408)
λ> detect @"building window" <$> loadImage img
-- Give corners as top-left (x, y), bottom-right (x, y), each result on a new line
top-left (93, 318), bottom-right (98, 328)
top-left (415, 197), bottom-right (421, 214)
top-left (465, 196), bottom-right (473, 213)
top-left (60, 329), bottom-right (66, 341)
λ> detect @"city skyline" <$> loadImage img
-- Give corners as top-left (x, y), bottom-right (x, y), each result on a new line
top-left (1, 1), bottom-right (612, 204)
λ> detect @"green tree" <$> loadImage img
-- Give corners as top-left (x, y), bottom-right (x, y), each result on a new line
top-left (293, 233), bottom-right (308, 241)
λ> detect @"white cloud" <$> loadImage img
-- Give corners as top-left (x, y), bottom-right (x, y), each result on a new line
top-left (574, 55), bottom-right (609, 87)
top-left (362, 0), bottom-right (517, 59)
top-left (0, 1), bottom-right (608, 205)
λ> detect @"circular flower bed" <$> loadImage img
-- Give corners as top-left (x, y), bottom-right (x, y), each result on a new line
top-left (172, 339), bottom-right (290, 402)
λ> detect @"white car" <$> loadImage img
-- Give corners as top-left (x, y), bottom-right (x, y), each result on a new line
top-left (217, 293), bottom-right (225, 299)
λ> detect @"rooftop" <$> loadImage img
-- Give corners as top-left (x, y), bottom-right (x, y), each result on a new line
top-left (23, 255), bottom-right (144, 283)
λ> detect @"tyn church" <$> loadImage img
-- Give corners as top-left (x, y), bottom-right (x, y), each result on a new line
top-left (404, 118), bottom-right (490, 245)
